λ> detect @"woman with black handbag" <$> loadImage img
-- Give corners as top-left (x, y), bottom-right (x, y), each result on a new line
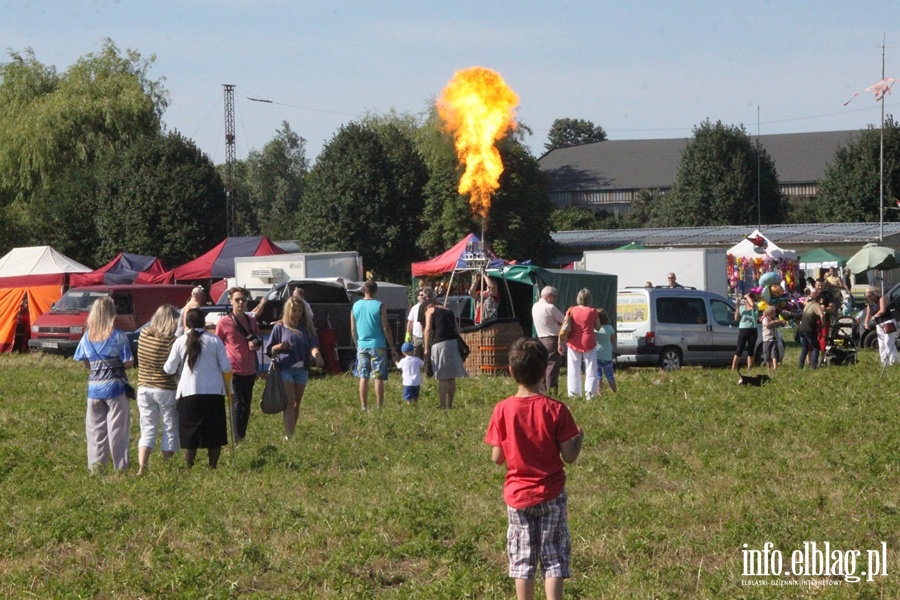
top-left (423, 302), bottom-right (468, 409)
top-left (73, 296), bottom-right (134, 472)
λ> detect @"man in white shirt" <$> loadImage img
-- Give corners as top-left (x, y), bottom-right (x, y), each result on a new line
top-left (407, 286), bottom-right (433, 359)
top-left (532, 286), bottom-right (565, 395)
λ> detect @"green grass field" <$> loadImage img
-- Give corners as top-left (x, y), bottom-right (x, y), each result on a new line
top-left (1, 345), bottom-right (898, 599)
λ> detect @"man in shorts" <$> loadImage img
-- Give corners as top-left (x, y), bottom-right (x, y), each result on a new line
top-left (350, 280), bottom-right (399, 411)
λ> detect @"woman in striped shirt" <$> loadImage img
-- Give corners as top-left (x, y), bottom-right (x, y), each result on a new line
top-left (136, 305), bottom-right (180, 475)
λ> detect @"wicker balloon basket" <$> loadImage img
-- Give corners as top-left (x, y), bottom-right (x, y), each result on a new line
top-left (459, 319), bottom-right (524, 376)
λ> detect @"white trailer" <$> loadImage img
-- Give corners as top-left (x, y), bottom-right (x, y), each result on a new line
top-left (233, 252), bottom-right (363, 293)
top-left (582, 248), bottom-right (728, 295)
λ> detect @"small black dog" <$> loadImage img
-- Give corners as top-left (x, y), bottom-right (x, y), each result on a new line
top-left (737, 366), bottom-right (771, 387)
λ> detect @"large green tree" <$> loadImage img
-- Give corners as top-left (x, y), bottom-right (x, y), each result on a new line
top-left (234, 121), bottom-right (309, 239)
top-left (297, 122), bottom-right (429, 281)
top-left (656, 120), bottom-right (782, 227)
top-left (486, 139), bottom-right (557, 263)
top-left (0, 40), bottom-right (166, 204)
top-left (94, 132), bottom-right (226, 266)
top-left (815, 117), bottom-right (900, 222)
top-left (0, 40), bottom-right (168, 263)
top-left (416, 105), bottom-right (556, 262)
top-left (544, 118), bottom-right (607, 153)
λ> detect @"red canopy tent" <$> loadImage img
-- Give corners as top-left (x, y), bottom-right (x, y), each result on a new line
top-left (69, 253), bottom-right (169, 287)
top-left (411, 234), bottom-right (508, 277)
top-left (152, 237), bottom-right (286, 283)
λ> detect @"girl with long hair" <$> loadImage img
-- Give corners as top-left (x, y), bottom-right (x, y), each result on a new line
top-left (264, 297), bottom-right (324, 441)
top-left (73, 296), bottom-right (134, 472)
top-left (164, 308), bottom-right (232, 468)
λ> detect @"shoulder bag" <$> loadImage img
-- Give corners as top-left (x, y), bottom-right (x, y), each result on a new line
top-left (456, 333), bottom-right (471, 361)
top-left (559, 308), bottom-right (573, 340)
top-left (260, 362), bottom-right (285, 414)
top-left (88, 337), bottom-right (136, 399)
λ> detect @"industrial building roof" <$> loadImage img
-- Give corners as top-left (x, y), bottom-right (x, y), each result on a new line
top-left (553, 222), bottom-right (900, 251)
top-left (539, 130), bottom-right (863, 191)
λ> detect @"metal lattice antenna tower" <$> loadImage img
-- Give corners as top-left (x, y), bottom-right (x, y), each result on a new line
top-left (223, 84), bottom-right (236, 237)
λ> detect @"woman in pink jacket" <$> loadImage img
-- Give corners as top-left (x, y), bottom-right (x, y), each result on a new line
top-left (558, 288), bottom-right (601, 399)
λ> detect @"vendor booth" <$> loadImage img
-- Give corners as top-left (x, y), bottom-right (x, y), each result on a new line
top-left (798, 247), bottom-right (848, 274)
top-left (0, 246), bottom-right (91, 353)
top-left (69, 252), bottom-right (169, 286)
top-left (146, 236), bottom-right (287, 300)
top-left (726, 230), bottom-right (800, 294)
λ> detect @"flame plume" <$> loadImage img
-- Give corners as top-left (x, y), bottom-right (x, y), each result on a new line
top-left (437, 67), bottom-right (519, 220)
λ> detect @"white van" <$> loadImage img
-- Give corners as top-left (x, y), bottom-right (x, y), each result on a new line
top-left (616, 287), bottom-right (780, 370)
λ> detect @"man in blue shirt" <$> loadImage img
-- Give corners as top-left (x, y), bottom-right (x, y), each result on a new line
top-left (350, 281), bottom-right (399, 411)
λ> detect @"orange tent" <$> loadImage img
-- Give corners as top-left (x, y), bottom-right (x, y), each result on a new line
top-left (0, 247), bottom-right (91, 353)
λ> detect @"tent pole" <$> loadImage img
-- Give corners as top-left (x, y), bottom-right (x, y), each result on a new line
top-left (444, 271), bottom-right (455, 308)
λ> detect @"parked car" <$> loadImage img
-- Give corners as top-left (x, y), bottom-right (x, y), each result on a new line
top-left (615, 287), bottom-right (781, 370)
top-left (254, 278), bottom-right (409, 371)
top-left (29, 284), bottom-right (193, 355)
top-left (436, 294), bottom-right (475, 328)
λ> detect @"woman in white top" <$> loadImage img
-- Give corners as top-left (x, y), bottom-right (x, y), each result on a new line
top-left (164, 308), bottom-right (232, 468)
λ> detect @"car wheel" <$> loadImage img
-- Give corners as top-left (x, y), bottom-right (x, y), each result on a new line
top-left (862, 330), bottom-right (879, 350)
top-left (658, 347), bottom-right (682, 371)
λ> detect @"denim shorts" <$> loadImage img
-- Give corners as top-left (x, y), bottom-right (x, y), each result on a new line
top-left (279, 366), bottom-right (309, 385)
top-left (354, 347), bottom-right (389, 380)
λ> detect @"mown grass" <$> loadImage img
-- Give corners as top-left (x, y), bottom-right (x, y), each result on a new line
top-left (0, 345), bottom-right (898, 599)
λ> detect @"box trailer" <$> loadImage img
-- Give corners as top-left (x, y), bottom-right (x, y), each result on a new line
top-left (233, 252), bottom-right (362, 293)
top-left (582, 248), bottom-right (728, 295)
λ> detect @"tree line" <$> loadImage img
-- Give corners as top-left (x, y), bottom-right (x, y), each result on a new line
top-left (3, 42), bottom-right (894, 282)
top-left (548, 118), bottom-right (900, 231)
top-left (0, 42), bottom-right (557, 282)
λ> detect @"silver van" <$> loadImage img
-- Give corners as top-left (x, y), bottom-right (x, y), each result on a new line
top-left (615, 287), bottom-right (780, 370)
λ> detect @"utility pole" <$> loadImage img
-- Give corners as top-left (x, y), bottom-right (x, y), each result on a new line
top-left (223, 84), bottom-right (236, 237)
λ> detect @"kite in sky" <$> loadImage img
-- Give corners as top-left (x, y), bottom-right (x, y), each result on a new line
top-left (844, 77), bottom-right (897, 106)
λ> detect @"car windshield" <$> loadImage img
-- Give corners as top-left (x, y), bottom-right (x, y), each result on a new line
top-left (52, 291), bottom-right (111, 312)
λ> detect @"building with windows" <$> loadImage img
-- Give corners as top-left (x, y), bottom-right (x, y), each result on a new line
top-left (539, 130), bottom-right (862, 217)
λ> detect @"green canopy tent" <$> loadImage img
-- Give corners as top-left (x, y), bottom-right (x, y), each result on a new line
top-left (615, 241), bottom-right (647, 250)
top-left (798, 247), bottom-right (848, 272)
top-left (485, 265), bottom-right (617, 336)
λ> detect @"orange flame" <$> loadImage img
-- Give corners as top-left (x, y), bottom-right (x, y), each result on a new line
top-left (437, 67), bottom-right (519, 220)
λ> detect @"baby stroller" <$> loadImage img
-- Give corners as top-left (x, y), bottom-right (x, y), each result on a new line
top-left (822, 315), bottom-right (860, 366)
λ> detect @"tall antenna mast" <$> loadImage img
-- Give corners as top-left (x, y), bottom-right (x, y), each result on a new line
top-left (879, 35), bottom-right (886, 244)
top-left (223, 84), bottom-right (237, 237)
top-left (757, 104), bottom-right (761, 231)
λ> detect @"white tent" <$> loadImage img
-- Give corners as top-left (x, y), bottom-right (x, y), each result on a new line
top-left (0, 247), bottom-right (91, 353)
top-left (0, 246), bottom-right (91, 277)
top-left (726, 230), bottom-right (797, 260)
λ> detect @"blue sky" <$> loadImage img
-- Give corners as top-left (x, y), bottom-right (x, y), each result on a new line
top-left (4, 1), bottom-right (897, 165)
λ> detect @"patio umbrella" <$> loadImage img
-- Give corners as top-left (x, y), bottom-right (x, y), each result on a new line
top-left (845, 243), bottom-right (900, 275)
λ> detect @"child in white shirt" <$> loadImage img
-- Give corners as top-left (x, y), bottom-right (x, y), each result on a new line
top-left (397, 342), bottom-right (424, 403)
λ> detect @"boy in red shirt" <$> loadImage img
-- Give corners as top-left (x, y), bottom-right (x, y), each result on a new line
top-left (485, 337), bottom-right (585, 600)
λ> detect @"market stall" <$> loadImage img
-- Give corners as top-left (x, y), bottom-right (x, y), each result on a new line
top-left (726, 230), bottom-right (800, 294)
